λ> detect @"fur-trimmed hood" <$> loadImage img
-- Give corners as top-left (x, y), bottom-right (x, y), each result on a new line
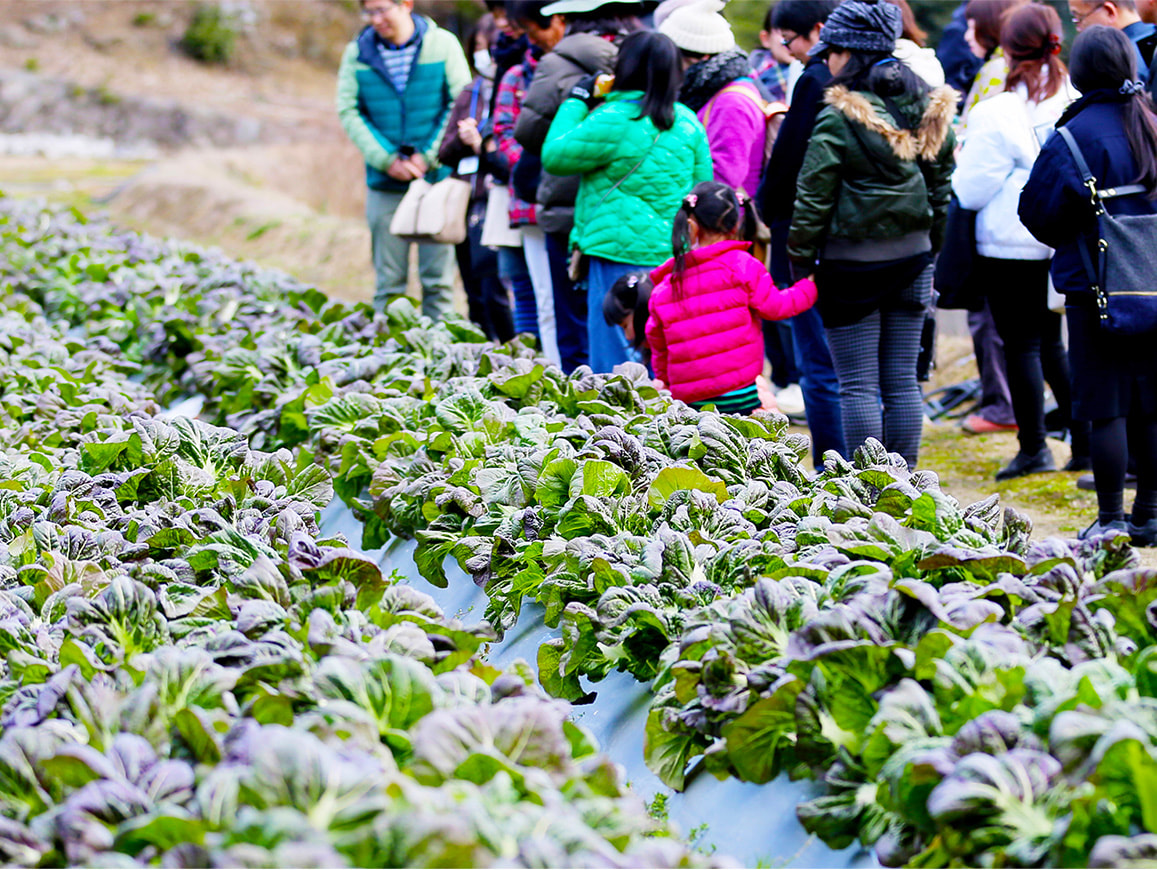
top-left (824, 84), bottom-right (958, 161)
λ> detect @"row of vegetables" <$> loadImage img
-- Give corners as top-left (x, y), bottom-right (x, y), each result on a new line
top-left (0, 201), bottom-right (709, 868)
top-left (4, 198), bottom-right (1157, 868)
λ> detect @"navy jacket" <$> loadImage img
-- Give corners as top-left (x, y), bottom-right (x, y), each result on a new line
top-left (757, 58), bottom-right (833, 226)
top-left (937, 2), bottom-right (984, 104)
top-left (1019, 100), bottom-right (1157, 296)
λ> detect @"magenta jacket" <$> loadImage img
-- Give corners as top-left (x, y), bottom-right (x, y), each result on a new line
top-left (646, 240), bottom-right (817, 404)
top-left (699, 79), bottom-right (766, 198)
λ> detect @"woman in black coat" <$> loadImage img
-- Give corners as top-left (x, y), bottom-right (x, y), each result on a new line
top-left (1019, 25), bottom-right (1157, 543)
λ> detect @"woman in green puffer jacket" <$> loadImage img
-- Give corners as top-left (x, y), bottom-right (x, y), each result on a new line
top-left (788, 0), bottom-right (956, 469)
top-left (542, 30), bottom-right (713, 374)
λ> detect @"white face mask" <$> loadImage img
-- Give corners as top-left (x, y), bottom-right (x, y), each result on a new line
top-left (473, 50), bottom-right (495, 77)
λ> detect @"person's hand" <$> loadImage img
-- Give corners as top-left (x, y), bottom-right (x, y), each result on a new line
top-left (387, 157), bottom-right (419, 181)
top-left (405, 153), bottom-right (429, 177)
top-left (569, 73), bottom-right (604, 108)
top-left (458, 118), bottom-right (483, 153)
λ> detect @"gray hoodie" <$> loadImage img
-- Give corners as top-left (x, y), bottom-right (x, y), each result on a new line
top-left (514, 32), bottom-right (618, 235)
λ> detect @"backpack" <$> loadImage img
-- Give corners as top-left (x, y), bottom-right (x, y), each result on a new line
top-left (702, 82), bottom-right (789, 163)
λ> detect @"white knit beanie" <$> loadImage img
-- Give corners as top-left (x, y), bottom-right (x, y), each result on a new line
top-left (658, 0), bottom-right (736, 56)
top-left (653, 0), bottom-right (699, 29)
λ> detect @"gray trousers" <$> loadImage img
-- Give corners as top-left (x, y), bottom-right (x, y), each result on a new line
top-left (366, 187), bottom-right (455, 320)
top-left (825, 264), bottom-right (934, 469)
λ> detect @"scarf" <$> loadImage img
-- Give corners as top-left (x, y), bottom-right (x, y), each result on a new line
top-left (1056, 87), bottom-right (1132, 129)
top-left (679, 49), bottom-right (753, 113)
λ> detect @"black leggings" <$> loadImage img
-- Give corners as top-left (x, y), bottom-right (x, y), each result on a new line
top-left (983, 257), bottom-right (1084, 456)
top-left (1091, 416), bottom-right (1157, 522)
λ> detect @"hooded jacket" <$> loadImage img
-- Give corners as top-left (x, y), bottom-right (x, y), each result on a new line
top-left (788, 84), bottom-right (957, 266)
top-left (336, 18), bottom-right (471, 193)
top-left (513, 32), bottom-right (618, 235)
top-left (952, 80), bottom-right (1078, 260)
top-left (893, 39), bottom-right (945, 88)
top-left (541, 91), bottom-right (713, 266)
top-left (646, 240), bottom-right (817, 403)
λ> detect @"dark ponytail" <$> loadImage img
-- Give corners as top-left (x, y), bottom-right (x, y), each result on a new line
top-left (828, 52), bottom-right (929, 99)
top-left (602, 271), bottom-right (652, 352)
top-left (671, 181), bottom-right (755, 298)
top-left (1070, 26), bottom-right (1157, 195)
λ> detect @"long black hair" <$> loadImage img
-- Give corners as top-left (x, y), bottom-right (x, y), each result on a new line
top-left (612, 30), bottom-right (683, 130)
top-left (602, 271), bottom-right (651, 352)
top-left (671, 181), bottom-right (758, 297)
top-left (827, 51), bottom-right (929, 101)
top-left (1070, 25), bottom-right (1157, 195)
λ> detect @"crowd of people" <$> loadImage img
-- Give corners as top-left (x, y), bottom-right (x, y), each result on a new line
top-left (338, 0), bottom-right (1157, 544)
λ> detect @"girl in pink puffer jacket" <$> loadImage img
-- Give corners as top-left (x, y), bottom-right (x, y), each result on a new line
top-left (646, 181), bottom-right (817, 413)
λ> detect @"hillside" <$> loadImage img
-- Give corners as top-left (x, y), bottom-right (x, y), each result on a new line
top-left (0, 0), bottom-right (381, 301)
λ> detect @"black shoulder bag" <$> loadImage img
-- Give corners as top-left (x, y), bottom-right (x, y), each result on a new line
top-left (1057, 126), bottom-right (1157, 335)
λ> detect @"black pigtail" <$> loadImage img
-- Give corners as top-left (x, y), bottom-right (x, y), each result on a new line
top-left (672, 204), bottom-right (692, 299)
top-left (736, 192), bottom-right (758, 245)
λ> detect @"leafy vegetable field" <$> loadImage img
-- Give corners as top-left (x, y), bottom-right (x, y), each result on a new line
top-left (2, 197), bottom-right (1157, 869)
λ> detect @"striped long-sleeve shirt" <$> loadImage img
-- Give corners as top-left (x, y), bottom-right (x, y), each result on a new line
top-left (493, 51), bottom-right (539, 227)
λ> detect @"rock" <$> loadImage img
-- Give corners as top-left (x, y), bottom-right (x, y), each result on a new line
top-left (82, 31), bottom-right (125, 52)
top-left (23, 14), bottom-right (67, 35)
top-left (0, 26), bottom-right (38, 49)
top-left (0, 69), bottom-right (324, 152)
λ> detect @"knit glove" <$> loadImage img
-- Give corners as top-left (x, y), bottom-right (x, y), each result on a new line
top-left (569, 73), bottom-right (603, 108)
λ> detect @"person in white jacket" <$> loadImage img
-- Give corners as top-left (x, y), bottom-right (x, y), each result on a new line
top-left (887, 0), bottom-right (946, 87)
top-left (951, 2), bottom-right (1089, 481)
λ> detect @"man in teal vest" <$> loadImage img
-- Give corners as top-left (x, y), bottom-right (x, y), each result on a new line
top-left (337, 0), bottom-right (471, 318)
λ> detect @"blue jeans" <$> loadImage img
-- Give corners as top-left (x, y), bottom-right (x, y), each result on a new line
top-left (791, 305), bottom-right (846, 465)
top-left (498, 245), bottom-right (539, 341)
top-left (586, 257), bottom-right (639, 374)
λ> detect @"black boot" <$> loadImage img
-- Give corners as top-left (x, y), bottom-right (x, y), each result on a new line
top-left (995, 446), bottom-right (1056, 481)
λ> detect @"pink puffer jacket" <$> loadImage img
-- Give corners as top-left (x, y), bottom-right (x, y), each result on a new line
top-left (646, 240), bottom-right (816, 404)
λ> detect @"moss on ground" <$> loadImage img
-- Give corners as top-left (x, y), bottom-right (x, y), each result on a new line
top-left (920, 421), bottom-right (1097, 538)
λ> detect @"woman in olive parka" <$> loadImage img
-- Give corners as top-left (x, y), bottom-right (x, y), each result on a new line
top-left (788, 0), bottom-right (956, 470)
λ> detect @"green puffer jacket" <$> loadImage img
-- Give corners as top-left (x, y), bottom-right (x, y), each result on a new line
top-left (542, 91), bottom-right (713, 266)
top-left (335, 18), bottom-right (471, 193)
top-left (788, 84), bottom-right (957, 266)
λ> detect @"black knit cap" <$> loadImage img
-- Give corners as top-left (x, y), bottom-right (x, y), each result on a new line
top-left (809, 0), bottom-right (903, 57)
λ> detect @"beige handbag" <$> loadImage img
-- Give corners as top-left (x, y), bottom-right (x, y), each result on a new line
top-left (389, 176), bottom-right (472, 245)
top-left (480, 185), bottom-right (523, 248)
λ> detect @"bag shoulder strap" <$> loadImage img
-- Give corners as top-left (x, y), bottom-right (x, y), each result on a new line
top-left (583, 131), bottom-right (661, 236)
top-left (1057, 125), bottom-right (1109, 303)
top-left (1057, 127), bottom-right (1148, 200)
top-left (703, 83), bottom-right (778, 126)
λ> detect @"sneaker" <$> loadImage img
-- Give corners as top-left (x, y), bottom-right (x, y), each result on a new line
top-left (1077, 472), bottom-right (1138, 491)
top-left (1064, 455), bottom-right (1092, 472)
top-left (995, 446), bottom-right (1056, 481)
top-left (774, 383), bottom-right (805, 417)
top-left (1129, 517), bottom-right (1157, 547)
top-left (1080, 518), bottom-right (1129, 540)
top-left (962, 414), bottom-right (1018, 435)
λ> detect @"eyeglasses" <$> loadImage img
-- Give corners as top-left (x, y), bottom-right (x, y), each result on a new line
top-left (1070, 2), bottom-right (1105, 26)
top-left (780, 31), bottom-right (802, 49)
top-left (362, 4), bottom-right (397, 20)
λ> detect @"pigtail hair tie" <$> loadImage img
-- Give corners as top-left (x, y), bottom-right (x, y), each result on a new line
top-left (1121, 79), bottom-right (1146, 96)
